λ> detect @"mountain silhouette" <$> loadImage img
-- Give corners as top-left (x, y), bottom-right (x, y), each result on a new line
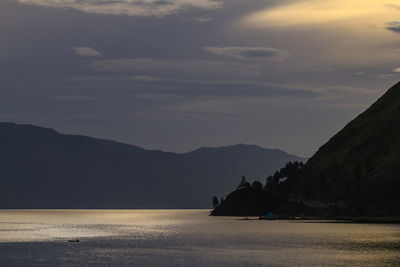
top-left (0, 122), bottom-right (304, 208)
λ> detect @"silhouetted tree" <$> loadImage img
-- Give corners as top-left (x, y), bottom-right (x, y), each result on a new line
top-left (264, 161), bottom-right (305, 190)
top-left (264, 175), bottom-right (274, 191)
top-left (220, 197), bottom-right (224, 203)
top-left (212, 196), bottom-right (219, 208)
top-left (252, 180), bottom-right (263, 191)
top-left (237, 175), bottom-right (251, 189)
top-left (239, 175), bottom-right (246, 186)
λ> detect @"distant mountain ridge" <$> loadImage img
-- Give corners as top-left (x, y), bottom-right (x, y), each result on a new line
top-left (0, 122), bottom-right (304, 208)
top-left (213, 81), bottom-right (400, 217)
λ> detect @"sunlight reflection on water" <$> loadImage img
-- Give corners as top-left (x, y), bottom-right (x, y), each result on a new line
top-left (0, 210), bottom-right (187, 242)
top-left (0, 210), bottom-right (399, 266)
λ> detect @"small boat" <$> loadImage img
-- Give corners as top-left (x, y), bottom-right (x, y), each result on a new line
top-left (68, 239), bottom-right (80, 242)
top-left (259, 212), bottom-right (275, 220)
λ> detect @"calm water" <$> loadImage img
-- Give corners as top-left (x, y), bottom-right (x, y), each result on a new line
top-left (0, 210), bottom-right (399, 266)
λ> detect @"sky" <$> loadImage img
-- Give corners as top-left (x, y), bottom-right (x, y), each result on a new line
top-left (1, 0), bottom-right (400, 157)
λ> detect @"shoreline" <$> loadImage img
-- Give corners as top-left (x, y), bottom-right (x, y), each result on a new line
top-left (213, 214), bottom-right (400, 224)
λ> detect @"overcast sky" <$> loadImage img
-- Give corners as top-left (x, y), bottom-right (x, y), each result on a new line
top-left (1, 0), bottom-right (400, 157)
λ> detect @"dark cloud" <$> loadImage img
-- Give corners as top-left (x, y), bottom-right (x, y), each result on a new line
top-left (14, 0), bottom-right (222, 17)
top-left (65, 75), bottom-right (317, 99)
top-left (88, 58), bottom-right (267, 79)
top-left (386, 22), bottom-right (400, 33)
top-left (152, 0), bottom-right (173, 6)
top-left (131, 80), bottom-right (317, 99)
top-left (55, 95), bottom-right (98, 102)
top-left (204, 46), bottom-right (289, 60)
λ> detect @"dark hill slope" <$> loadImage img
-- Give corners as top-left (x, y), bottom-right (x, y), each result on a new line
top-left (291, 81), bottom-right (400, 216)
top-left (213, 81), bottom-right (400, 217)
top-left (0, 122), bottom-right (304, 208)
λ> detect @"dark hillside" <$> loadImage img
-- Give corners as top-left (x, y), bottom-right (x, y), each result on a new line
top-left (291, 81), bottom-right (400, 216)
top-left (213, 81), bottom-right (400, 217)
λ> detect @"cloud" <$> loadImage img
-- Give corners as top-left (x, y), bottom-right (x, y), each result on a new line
top-left (69, 73), bottom-right (317, 99)
top-left (55, 95), bottom-right (98, 101)
top-left (162, 99), bottom-right (238, 116)
top-left (379, 74), bottom-right (396, 79)
top-left (129, 75), bottom-right (160, 82)
top-left (15, 0), bottom-right (222, 17)
top-left (318, 85), bottom-right (381, 107)
top-left (182, 17), bottom-right (213, 22)
top-left (393, 67), bottom-right (400, 72)
top-left (235, 0), bottom-right (400, 71)
top-left (386, 3), bottom-right (400, 10)
top-left (194, 17), bottom-right (213, 22)
top-left (240, 0), bottom-right (396, 28)
top-left (354, 72), bottom-right (366, 76)
top-left (136, 93), bottom-right (183, 100)
top-left (204, 46), bottom-right (289, 60)
top-left (73, 47), bottom-right (102, 57)
top-left (386, 22), bottom-right (400, 33)
top-left (164, 81), bottom-right (316, 98)
top-left (89, 58), bottom-right (266, 77)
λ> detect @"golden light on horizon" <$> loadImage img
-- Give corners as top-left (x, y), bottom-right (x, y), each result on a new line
top-left (237, 0), bottom-right (400, 69)
top-left (241, 0), bottom-right (400, 29)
